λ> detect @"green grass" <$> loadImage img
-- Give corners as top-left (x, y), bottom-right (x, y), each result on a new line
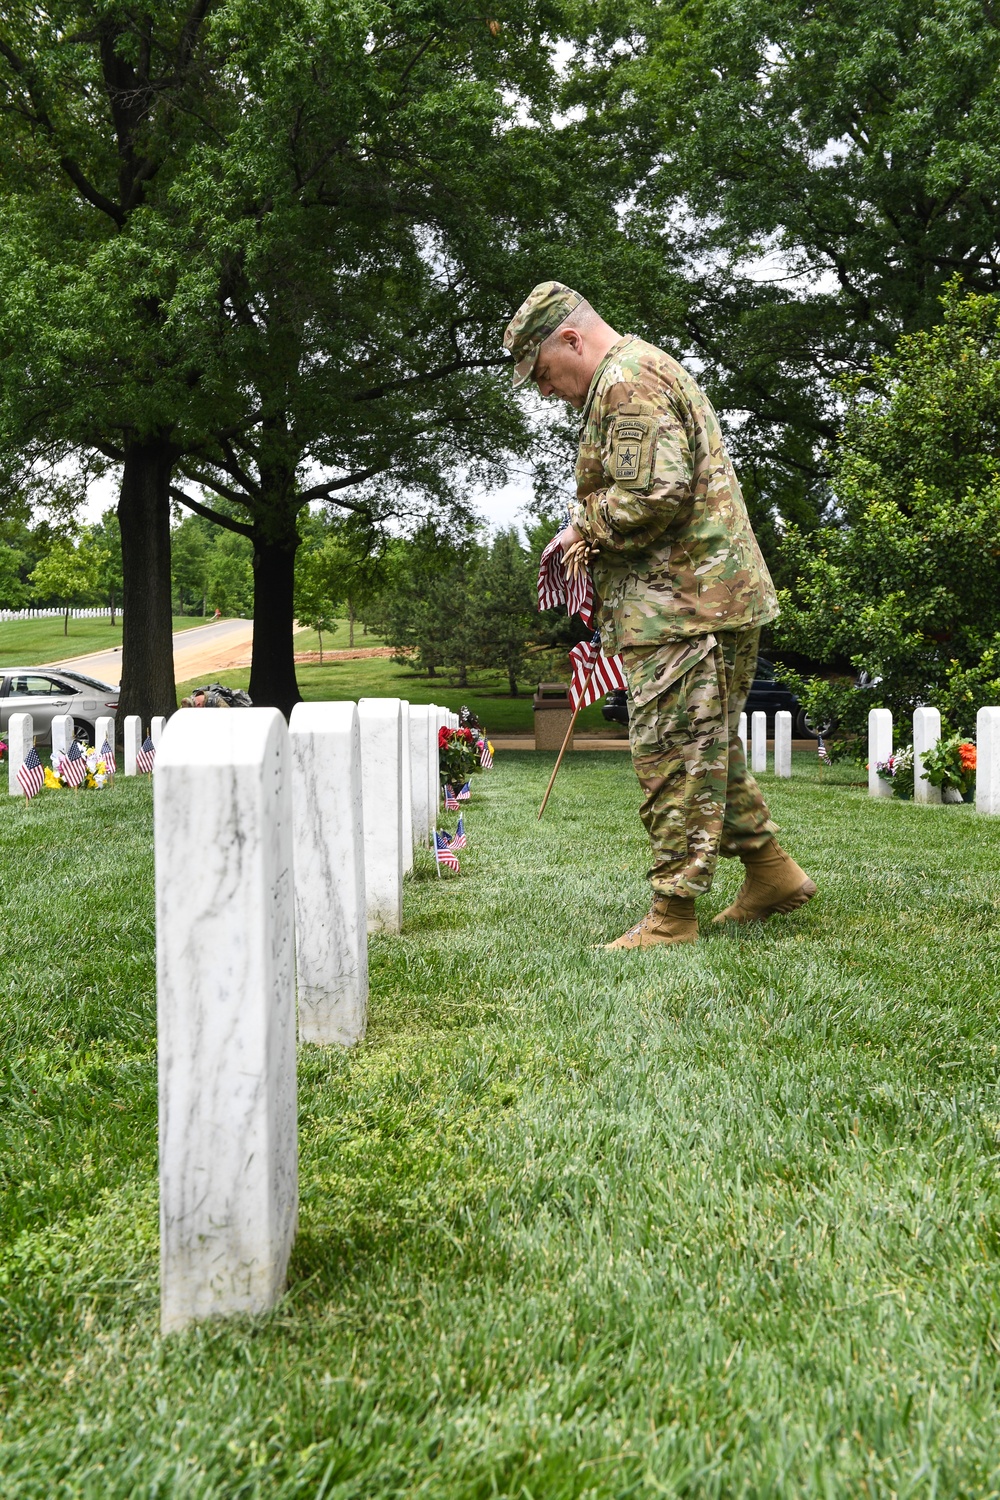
top-left (3, 756), bottom-right (1000, 1495)
top-left (0, 616), bottom-right (208, 668)
top-left (180, 625), bottom-right (620, 735)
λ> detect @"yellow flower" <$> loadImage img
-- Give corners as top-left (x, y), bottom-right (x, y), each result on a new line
top-left (43, 766), bottom-right (62, 789)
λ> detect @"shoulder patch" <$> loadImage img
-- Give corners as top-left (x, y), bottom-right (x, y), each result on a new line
top-left (610, 411), bottom-right (656, 489)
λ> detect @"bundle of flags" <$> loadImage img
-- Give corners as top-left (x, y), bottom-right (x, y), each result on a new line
top-left (538, 537), bottom-right (628, 713)
top-left (568, 630), bottom-right (627, 711)
top-left (16, 745), bottom-right (44, 801)
top-left (537, 535), bottom-right (595, 627)
top-left (136, 735), bottom-right (156, 774)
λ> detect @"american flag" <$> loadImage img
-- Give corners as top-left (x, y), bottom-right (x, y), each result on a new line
top-left (451, 814), bottom-right (467, 850)
top-left (817, 734), bottom-right (831, 765)
top-left (444, 783), bottom-right (459, 810)
top-left (457, 781), bottom-right (471, 801)
top-left (17, 745), bottom-right (44, 800)
top-left (478, 738), bottom-right (493, 769)
top-left (61, 738), bottom-right (87, 788)
top-left (101, 738), bottom-right (116, 776)
top-left (568, 631), bottom-right (627, 711)
top-left (434, 829), bottom-right (460, 873)
top-left (537, 535), bottom-right (595, 628)
top-left (136, 735), bottom-right (155, 774)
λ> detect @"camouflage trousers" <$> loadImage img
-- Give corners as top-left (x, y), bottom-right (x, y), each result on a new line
top-left (622, 627), bottom-right (777, 899)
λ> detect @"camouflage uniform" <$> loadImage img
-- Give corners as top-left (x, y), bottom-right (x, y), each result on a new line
top-left (565, 334), bottom-right (780, 898)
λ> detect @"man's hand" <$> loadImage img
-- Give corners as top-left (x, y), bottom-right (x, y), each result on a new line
top-left (555, 523), bottom-right (598, 581)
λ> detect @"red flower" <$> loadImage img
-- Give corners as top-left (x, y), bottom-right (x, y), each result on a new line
top-left (959, 742), bottom-right (977, 771)
top-left (438, 726), bottom-right (451, 748)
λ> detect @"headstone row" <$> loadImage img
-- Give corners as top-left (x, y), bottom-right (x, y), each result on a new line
top-left (868, 705), bottom-right (1000, 814)
top-left (741, 711), bottom-right (792, 779)
top-left (155, 696), bottom-right (448, 1332)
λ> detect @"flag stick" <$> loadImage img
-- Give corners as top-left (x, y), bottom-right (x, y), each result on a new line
top-left (537, 656), bottom-right (601, 820)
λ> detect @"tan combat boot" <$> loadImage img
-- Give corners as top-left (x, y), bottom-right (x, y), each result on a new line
top-left (604, 894), bottom-right (699, 950)
top-left (712, 839), bottom-right (817, 924)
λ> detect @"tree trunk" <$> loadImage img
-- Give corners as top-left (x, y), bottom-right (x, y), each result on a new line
top-left (63, 605), bottom-right (69, 635)
top-left (508, 667), bottom-right (518, 697)
top-left (317, 627), bottom-right (323, 664)
top-left (248, 504), bottom-right (302, 718)
top-left (456, 662), bottom-right (468, 687)
top-left (109, 585), bottom-right (117, 626)
top-left (348, 600), bottom-right (355, 648)
top-left (117, 437), bottom-right (178, 729)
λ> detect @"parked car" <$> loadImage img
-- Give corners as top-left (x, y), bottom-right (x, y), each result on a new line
top-left (0, 668), bottom-right (119, 746)
top-left (601, 657), bottom-right (825, 737)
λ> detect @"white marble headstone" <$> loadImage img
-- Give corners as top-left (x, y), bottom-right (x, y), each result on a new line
top-left (357, 697), bottom-right (403, 933)
top-left (95, 715), bottom-right (115, 757)
top-left (913, 706), bottom-right (942, 805)
top-left (155, 707), bottom-right (298, 1334)
top-left (408, 705), bottom-right (431, 847)
top-left (868, 709), bottom-right (893, 797)
top-left (774, 710), bottom-right (792, 777)
top-left (737, 711), bottom-right (747, 760)
top-left (7, 712), bottom-right (32, 795)
top-left (51, 714), bottom-right (73, 765)
top-left (977, 706), bottom-right (1000, 815)
top-left (288, 701), bottom-right (368, 1046)
top-left (427, 706), bottom-right (441, 818)
top-left (751, 711), bottom-right (767, 773)
top-left (124, 715), bottom-right (142, 775)
top-left (400, 701), bottom-right (414, 876)
top-left (150, 715), bottom-right (166, 748)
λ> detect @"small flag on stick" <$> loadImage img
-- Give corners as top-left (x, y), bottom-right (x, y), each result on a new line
top-left (17, 745), bottom-right (44, 801)
top-left (444, 783), bottom-right (459, 810)
top-left (60, 739), bottom-right (87, 788)
top-left (434, 829), bottom-right (460, 874)
top-left (451, 815), bottom-right (467, 850)
top-left (568, 631), bottom-right (627, 711)
top-left (101, 739), bottom-right (116, 776)
top-left (136, 735), bottom-right (156, 774)
top-left (457, 781), bottom-right (471, 801)
top-left (817, 734), bottom-right (831, 765)
top-left (478, 738), bottom-right (494, 768)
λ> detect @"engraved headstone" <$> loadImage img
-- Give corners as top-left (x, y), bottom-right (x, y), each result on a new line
top-left (400, 701), bottom-right (414, 875)
top-left (51, 714), bottom-right (73, 764)
top-left (751, 711), bottom-right (767, 773)
top-left (357, 698), bottom-right (403, 933)
top-left (289, 701), bottom-right (368, 1045)
top-left (7, 712), bottom-right (32, 795)
top-left (774, 710), bottom-right (792, 777)
top-left (124, 715), bottom-right (142, 775)
top-left (155, 708), bottom-right (298, 1333)
top-left (976, 706), bottom-right (1000, 815)
top-left (868, 709), bottom-right (893, 798)
top-left (913, 706), bottom-right (942, 805)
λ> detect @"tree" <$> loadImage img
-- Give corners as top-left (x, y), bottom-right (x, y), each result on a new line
top-left (371, 526), bottom-right (482, 685)
top-left (170, 514), bottom-right (212, 617)
top-left (0, 544), bottom-right (29, 609)
top-left (0, 1), bottom-right (226, 724)
top-left (773, 285), bottom-right (1000, 740)
top-left (562, 0), bottom-right (1000, 541)
top-left (30, 532), bottom-right (105, 633)
top-left (90, 510), bottom-right (123, 624)
top-left (293, 534), bottom-right (346, 663)
top-left (205, 532), bottom-right (254, 619)
top-left (471, 529), bottom-right (535, 696)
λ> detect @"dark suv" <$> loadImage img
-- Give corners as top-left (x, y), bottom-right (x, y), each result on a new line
top-left (602, 656), bottom-right (818, 737)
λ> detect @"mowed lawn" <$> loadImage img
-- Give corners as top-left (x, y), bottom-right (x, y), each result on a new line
top-left (2, 754), bottom-right (1000, 1496)
top-left (0, 616), bottom-right (207, 669)
top-left (178, 623), bottom-right (616, 736)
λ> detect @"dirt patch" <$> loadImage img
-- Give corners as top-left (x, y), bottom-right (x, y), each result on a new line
top-left (294, 646), bottom-right (398, 664)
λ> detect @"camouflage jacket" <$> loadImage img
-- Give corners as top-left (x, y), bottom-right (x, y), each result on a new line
top-left (567, 335), bottom-right (778, 654)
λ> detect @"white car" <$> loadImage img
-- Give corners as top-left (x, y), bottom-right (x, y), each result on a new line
top-left (0, 667), bottom-right (119, 746)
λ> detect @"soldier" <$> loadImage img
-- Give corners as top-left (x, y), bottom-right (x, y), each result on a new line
top-left (504, 281), bottom-right (817, 948)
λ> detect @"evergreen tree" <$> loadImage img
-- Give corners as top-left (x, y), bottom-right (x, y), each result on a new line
top-left (471, 529), bottom-right (535, 696)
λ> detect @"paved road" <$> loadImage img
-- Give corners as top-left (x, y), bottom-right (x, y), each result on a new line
top-left (44, 619), bottom-right (256, 688)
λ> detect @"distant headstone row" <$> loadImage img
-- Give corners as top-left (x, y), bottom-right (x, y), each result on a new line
top-left (868, 706), bottom-right (1000, 812)
top-left (0, 607), bottom-right (122, 621)
top-left (6, 712), bottom-right (167, 792)
top-left (154, 698), bottom-right (459, 1334)
top-left (739, 710), bottom-right (793, 779)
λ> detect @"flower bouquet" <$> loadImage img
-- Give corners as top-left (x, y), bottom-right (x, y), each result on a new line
top-left (920, 733), bottom-right (976, 802)
top-left (439, 725), bottom-right (480, 791)
top-left (0, 738), bottom-right (6, 764)
top-left (45, 743), bottom-right (113, 790)
top-left (876, 744), bottom-right (915, 799)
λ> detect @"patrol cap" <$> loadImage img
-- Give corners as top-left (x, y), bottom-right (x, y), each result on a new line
top-left (503, 281), bottom-right (585, 389)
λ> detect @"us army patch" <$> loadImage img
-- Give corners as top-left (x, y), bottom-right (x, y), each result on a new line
top-left (610, 410), bottom-right (655, 489)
